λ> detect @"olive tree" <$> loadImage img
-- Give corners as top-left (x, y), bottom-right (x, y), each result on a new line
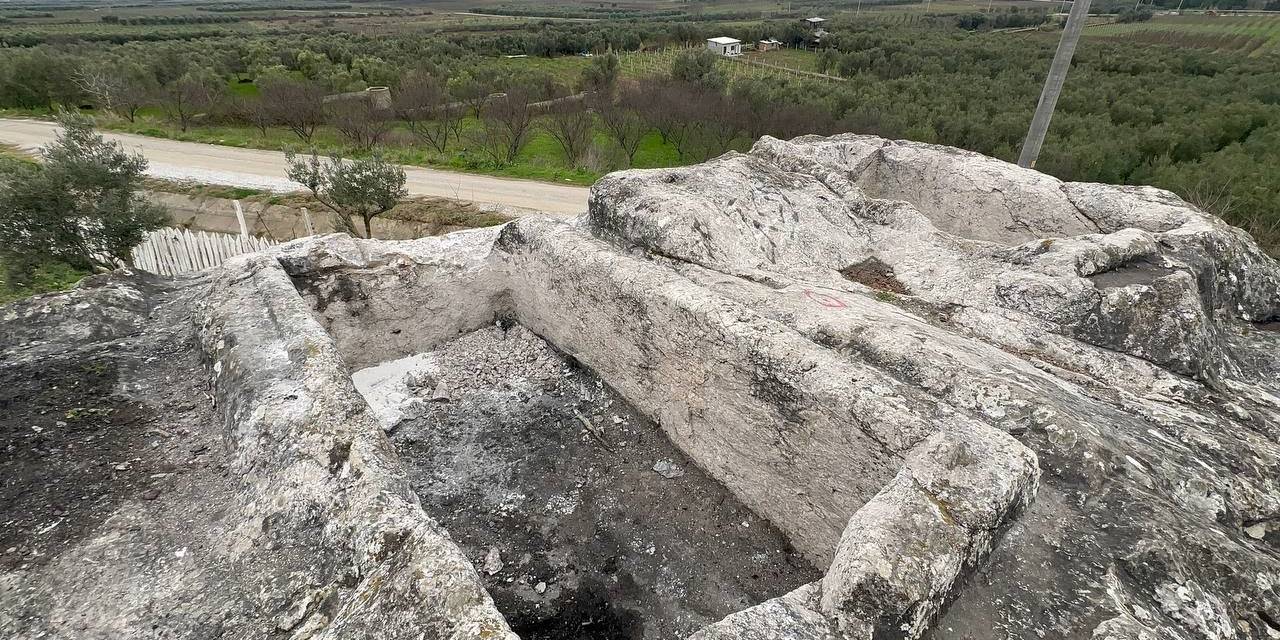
top-left (670, 48), bottom-right (727, 92)
top-left (580, 52), bottom-right (619, 93)
top-left (0, 112), bottom-right (167, 279)
top-left (284, 150), bottom-right (406, 239)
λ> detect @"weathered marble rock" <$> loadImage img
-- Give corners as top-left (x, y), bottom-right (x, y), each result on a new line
top-left (3, 134), bottom-right (1277, 640)
top-left (0, 270), bottom-right (160, 358)
top-left (585, 135), bottom-right (1280, 640)
top-left (689, 584), bottom-right (844, 640)
top-left (819, 423), bottom-right (1039, 639)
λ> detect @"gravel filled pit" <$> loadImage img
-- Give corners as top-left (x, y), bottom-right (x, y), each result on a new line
top-left (353, 322), bottom-right (821, 640)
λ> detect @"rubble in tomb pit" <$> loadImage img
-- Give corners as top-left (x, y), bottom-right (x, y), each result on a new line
top-left (351, 324), bottom-right (821, 640)
top-left (0, 134), bottom-right (1277, 640)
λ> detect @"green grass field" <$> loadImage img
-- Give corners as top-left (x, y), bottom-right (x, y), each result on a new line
top-left (490, 55), bottom-right (593, 87)
top-left (743, 48), bottom-right (822, 72)
top-left (620, 46), bottom-right (837, 83)
top-left (1086, 14), bottom-right (1280, 56)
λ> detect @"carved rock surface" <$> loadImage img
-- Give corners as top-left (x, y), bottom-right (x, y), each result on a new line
top-left (585, 135), bottom-right (1280, 640)
top-left (2, 135), bottom-right (1277, 640)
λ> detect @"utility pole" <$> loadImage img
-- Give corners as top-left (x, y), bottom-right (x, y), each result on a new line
top-left (1017, 0), bottom-right (1093, 169)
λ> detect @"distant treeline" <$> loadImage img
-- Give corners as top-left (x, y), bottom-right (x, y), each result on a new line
top-left (1093, 0), bottom-right (1252, 9)
top-left (474, 5), bottom-right (689, 19)
top-left (0, 28), bottom-right (240, 47)
top-left (473, 0), bottom-right (920, 20)
top-left (0, 5), bottom-right (77, 12)
top-left (954, 10), bottom-right (1050, 30)
top-left (198, 3), bottom-right (354, 12)
top-left (101, 15), bottom-right (243, 25)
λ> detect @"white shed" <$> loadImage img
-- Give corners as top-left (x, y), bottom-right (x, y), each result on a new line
top-left (706, 36), bottom-right (742, 57)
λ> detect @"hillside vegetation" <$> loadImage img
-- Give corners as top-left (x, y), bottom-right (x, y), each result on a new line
top-left (1088, 14), bottom-right (1280, 56)
top-left (0, 7), bottom-right (1277, 254)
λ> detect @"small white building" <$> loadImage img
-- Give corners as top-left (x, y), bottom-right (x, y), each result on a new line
top-left (706, 36), bottom-right (742, 57)
top-left (803, 17), bottom-right (827, 30)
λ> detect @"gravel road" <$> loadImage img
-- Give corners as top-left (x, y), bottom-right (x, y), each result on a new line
top-left (0, 118), bottom-right (589, 217)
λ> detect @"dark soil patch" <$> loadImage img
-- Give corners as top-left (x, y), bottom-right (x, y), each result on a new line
top-left (0, 351), bottom-right (165, 569)
top-left (842, 257), bottom-right (910, 294)
top-left (0, 279), bottom-right (225, 573)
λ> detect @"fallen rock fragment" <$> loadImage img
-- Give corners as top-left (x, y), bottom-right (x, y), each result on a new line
top-left (652, 459), bottom-right (685, 479)
top-left (430, 381), bottom-right (452, 403)
top-left (483, 547), bottom-right (504, 575)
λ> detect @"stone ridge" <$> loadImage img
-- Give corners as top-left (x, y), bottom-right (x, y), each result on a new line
top-left (588, 134), bottom-right (1280, 383)
top-left (584, 135), bottom-right (1280, 640)
top-left (195, 254), bottom-right (518, 640)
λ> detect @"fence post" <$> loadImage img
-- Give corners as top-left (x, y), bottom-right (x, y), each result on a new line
top-left (233, 200), bottom-right (249, 241)
top-left (301, 207), bottom-right (315, 236)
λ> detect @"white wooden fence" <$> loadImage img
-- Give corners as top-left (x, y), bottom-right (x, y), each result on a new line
top-left (131, 227), bottom-right (278, 276)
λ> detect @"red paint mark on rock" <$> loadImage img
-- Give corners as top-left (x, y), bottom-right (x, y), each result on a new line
top-left (804, 289), bottom-right (847, 309)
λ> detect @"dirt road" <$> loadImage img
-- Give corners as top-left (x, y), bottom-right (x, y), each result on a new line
top-left (0, 118), bottom-right (589, 217)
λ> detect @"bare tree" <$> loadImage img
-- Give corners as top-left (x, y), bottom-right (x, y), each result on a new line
top-left (691, 92), bottom-right (743, 161)
top-left (730, 79), bottom-right (773, 142)
top-left (393, 73), bottom-right (462, 154)
top-left (542, 99), bottom-right (593, 168)
top-left (770, 104), bottom-right (836, 140)
top-left (115, 76), bottom-right (155, 123)
top-left (593, 85), bottom-right (647, 167)
top-left (232, 95), bottom-right (275, 137)
top-left (72, 65), bottom-right (156, 123)
top-left (72, 66), bottom-right (123, 114)
top-left (472, 86), bottom-right (536, 166)
top-left (327, 98), bottom-right (394, 151)
top-left (642, 81), bottom-right (698, 161)
top-left (161, 69), bottom-right (223, 132)
top-left (449, 72), bottom-right (496, 119)
top-left (258, 77), bottom-right (327, 143)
